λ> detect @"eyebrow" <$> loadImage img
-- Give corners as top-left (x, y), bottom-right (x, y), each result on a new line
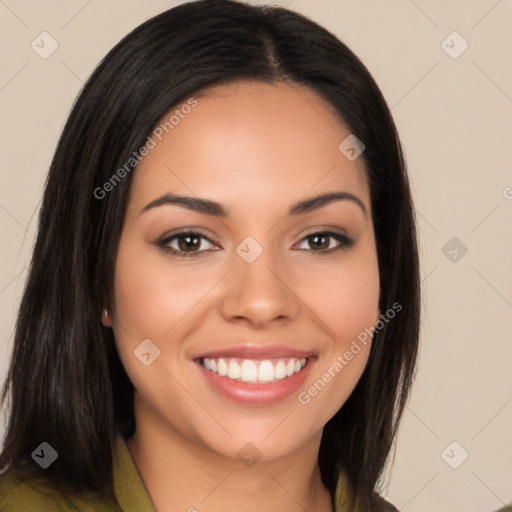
top-left (140, 191), bottom-right (367, 217)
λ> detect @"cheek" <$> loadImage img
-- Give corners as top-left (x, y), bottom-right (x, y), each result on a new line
top-left (111, 235), bottom-right (216, 341)
top-left (109, 235), bottom-right (227, 402)
top-left (293, 242), bottom-right (379, 418)
top-left (109, 239), bottom-right (195, 416)
top-left (296, 243), bottom-right (380, 345)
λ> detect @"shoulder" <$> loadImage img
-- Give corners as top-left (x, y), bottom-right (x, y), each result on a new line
top-left (369, 491), bottom-right (399, 511)
top-left (334, 470), bottom-right (399, 512)
top-left (0, 468), bottom-right (71, 511)
top-left (0, 467), bottom-right (120, 512)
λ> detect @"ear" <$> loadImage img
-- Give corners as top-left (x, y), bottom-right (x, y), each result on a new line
top-left (101, 308), bottom-right (112, 328)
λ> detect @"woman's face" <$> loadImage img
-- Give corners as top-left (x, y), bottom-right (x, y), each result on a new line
top-left (107, 81), bottom-right (380, 461)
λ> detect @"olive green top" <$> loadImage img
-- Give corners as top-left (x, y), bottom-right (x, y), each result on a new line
top-left (0, 435), bottom-right (397, 511)
top-left (0, 436), bottom-right (155, 512)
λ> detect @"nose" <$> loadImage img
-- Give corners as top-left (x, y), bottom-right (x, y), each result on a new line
top-left (220, 242), bottom-right (300, 329)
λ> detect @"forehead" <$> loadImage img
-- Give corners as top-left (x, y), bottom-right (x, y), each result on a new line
top-left (129, 81), bottom-right (369, 215)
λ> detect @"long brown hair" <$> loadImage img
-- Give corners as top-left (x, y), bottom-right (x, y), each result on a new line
top-left (0, 0), bottom-right (420, 508)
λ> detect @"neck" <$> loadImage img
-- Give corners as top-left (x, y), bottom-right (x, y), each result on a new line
top-left (126, 400), bottom-right (334, 512)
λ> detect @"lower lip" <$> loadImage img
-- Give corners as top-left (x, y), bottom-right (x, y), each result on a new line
top-left (196, 359), bottom-right (315, 406)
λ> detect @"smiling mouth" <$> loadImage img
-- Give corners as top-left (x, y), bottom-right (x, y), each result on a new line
top-left (199, 357), bottom-right (308, 384)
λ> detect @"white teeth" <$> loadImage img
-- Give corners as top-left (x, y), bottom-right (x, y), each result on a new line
top-left (286, 360), bottom-right (295, 377)
top-left (201, 356), bottom-right (308, 383)
top-left (217, 358), bottom-right (228, 377)
top-left (227, 359), bottom-right (241, 379)
top-left (258, 360), bottom-right (274, 382)
top-left (274, 361), bottom-right (286, 380)
top-left (240, 360), bottom-right (258, 383)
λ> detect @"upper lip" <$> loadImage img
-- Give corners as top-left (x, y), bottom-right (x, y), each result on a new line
top-left (193, 344), bottom-right (316, 360)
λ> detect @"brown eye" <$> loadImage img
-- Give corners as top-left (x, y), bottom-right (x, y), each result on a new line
top-left (307, 233), bottom-right (331, 251)
top-left (157, 230), bottom-right (217, 257)
top-left (176, 234), bottom-right (202, 252)
top-left (296, 231), bottom-right (355, 254)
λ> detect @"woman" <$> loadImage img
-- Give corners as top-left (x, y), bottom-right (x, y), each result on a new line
top-left (0, 1), bottom-right (420, 510)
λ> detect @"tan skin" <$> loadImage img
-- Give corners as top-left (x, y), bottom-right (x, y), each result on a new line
top-left (102, 81), bottom-right (380, 512)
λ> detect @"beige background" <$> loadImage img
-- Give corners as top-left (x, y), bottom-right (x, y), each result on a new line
top-left (1, 1), bottom-right (511, 510)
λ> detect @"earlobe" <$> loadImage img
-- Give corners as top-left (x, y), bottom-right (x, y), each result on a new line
top-left (101, 308), bottom-right (111, 327)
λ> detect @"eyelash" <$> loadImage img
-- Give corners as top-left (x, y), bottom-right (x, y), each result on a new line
top-left (156, 228), bottom-right (355, 258)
